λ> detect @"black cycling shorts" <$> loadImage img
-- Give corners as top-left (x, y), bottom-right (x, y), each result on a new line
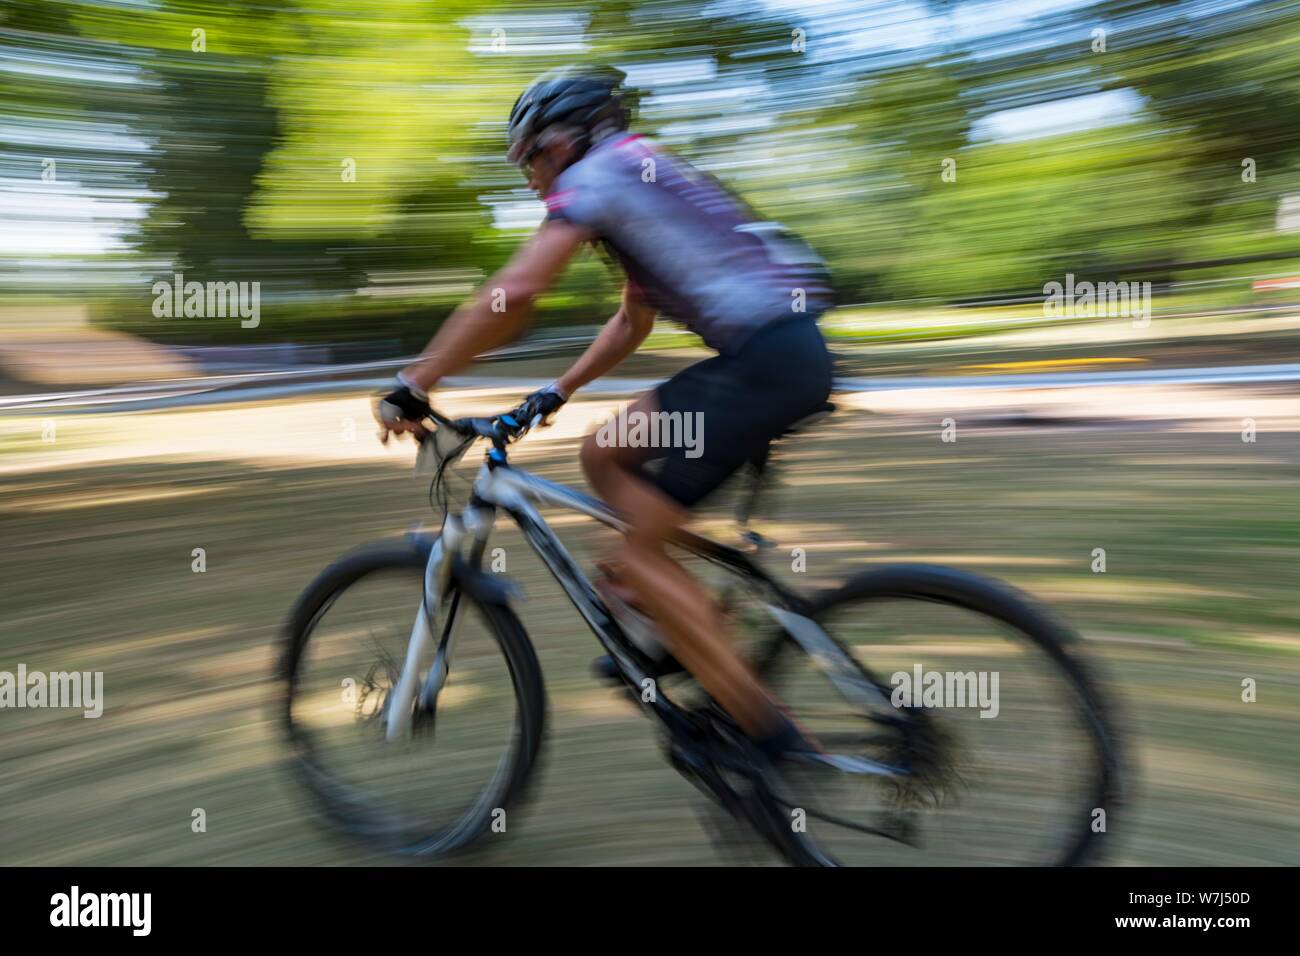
top-left (634, 315), bottom-right (833, 508)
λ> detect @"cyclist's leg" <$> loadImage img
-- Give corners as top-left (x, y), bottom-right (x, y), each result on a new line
top-left (580, 316), bottom-right (834, 746)
top-left (581, 392), bottom-right (784, 736)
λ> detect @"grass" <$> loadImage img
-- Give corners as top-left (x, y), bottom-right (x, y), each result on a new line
top-left (0, 396), bottom-right (1297, 864)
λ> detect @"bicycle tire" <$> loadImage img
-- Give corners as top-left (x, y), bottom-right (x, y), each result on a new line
top-left (279, 544), bottom-right (547, 857)
top-left (756, 563), bottom-right (1123, 867)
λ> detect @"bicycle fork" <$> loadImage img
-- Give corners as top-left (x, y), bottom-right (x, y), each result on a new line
top-left (384, 510), bottom-right (492, 742)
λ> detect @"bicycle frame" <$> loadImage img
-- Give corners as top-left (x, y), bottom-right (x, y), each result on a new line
top-left (385, 438), bottom-right (896, 753)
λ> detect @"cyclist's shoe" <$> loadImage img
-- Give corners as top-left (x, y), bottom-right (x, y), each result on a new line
top-left (750, 719), bottom-right (836, 823)
top-left (754, 714), bottom-right (820, 763)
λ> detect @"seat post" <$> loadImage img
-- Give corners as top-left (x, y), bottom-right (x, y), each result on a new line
top-left (733, 400), bottom-right (835, 547)
top-left (735, 443), bottom-right (775, 549)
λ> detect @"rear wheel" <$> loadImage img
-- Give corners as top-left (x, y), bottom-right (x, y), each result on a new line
top-left (280, 545), bottom-right (546, 856)
top-left (752, 564), bottom-right (1122, 866)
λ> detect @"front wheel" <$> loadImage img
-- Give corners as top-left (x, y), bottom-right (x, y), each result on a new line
top-left (279, 544), bottom-right (546, 857)
top-left (753, 564), bottom-right (1123, 866)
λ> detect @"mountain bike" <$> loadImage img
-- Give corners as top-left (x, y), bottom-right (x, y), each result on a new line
top-left (279, 401), bottom-right (1122, 865)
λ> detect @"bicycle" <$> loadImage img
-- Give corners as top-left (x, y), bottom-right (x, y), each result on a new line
top-left (279, 399), bottom-right (1123, 865)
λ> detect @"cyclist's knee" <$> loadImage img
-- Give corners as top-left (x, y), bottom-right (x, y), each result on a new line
top-left (580, 429), bottom-right (613, 486)
top-left (582, 393), bottom-right (660, 486)
top-left (582, 425), bottom-right (649, 501)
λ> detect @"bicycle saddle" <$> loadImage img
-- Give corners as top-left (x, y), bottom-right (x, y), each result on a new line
top-left (780, 400), bottom-right (836, 438)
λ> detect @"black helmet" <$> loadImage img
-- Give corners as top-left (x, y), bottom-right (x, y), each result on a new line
top-left (507, 66), bottom-right (630, 166)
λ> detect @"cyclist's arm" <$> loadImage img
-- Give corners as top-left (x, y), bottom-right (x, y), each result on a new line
top-left (554, 283), bottom-right (657, 397)
top-left (400, 220), bottom-right (593, 392)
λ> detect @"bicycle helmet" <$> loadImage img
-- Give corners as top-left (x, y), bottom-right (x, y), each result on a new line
top-left (506, 65), bottom-right (631, 166)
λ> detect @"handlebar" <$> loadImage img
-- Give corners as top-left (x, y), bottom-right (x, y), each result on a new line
top-left (422, 405), bottom-right (536, 453)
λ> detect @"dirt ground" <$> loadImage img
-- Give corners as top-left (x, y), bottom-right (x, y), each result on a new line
top-left (0, 387), bottom-right (1297, 865)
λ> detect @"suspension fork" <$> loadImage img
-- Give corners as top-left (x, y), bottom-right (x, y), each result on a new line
top-left (384, 507), bottom-right (495, 741)
top-left (420, 504), bottom-right (495, 714)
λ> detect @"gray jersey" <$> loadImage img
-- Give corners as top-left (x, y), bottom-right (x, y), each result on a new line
top-left (544, 134), bottom-right (833, 354)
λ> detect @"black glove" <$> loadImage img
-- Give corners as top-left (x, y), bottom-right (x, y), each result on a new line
top-left (376, 379), bottom-right (431, 428)
top-left (503, 385), bottom-right (567, 433)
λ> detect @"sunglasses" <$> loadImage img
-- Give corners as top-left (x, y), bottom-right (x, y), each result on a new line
top-left (517, 142), bottom-right (545, 174)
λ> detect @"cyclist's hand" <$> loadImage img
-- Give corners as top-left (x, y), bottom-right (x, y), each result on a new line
top-left (505, 384), bottom-right (567, 433)
top-left (375, 379), bottom-right (432, 443)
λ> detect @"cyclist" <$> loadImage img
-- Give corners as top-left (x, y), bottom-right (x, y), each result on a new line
top-left (377, 66), bottom-right (835, 763)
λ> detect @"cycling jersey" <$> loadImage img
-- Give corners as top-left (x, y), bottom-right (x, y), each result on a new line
top-left (544, 134), bottom-right (834, 354)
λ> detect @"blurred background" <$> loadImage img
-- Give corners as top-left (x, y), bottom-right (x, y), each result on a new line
top-left (1, 0), bottom-right (1297, 865)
